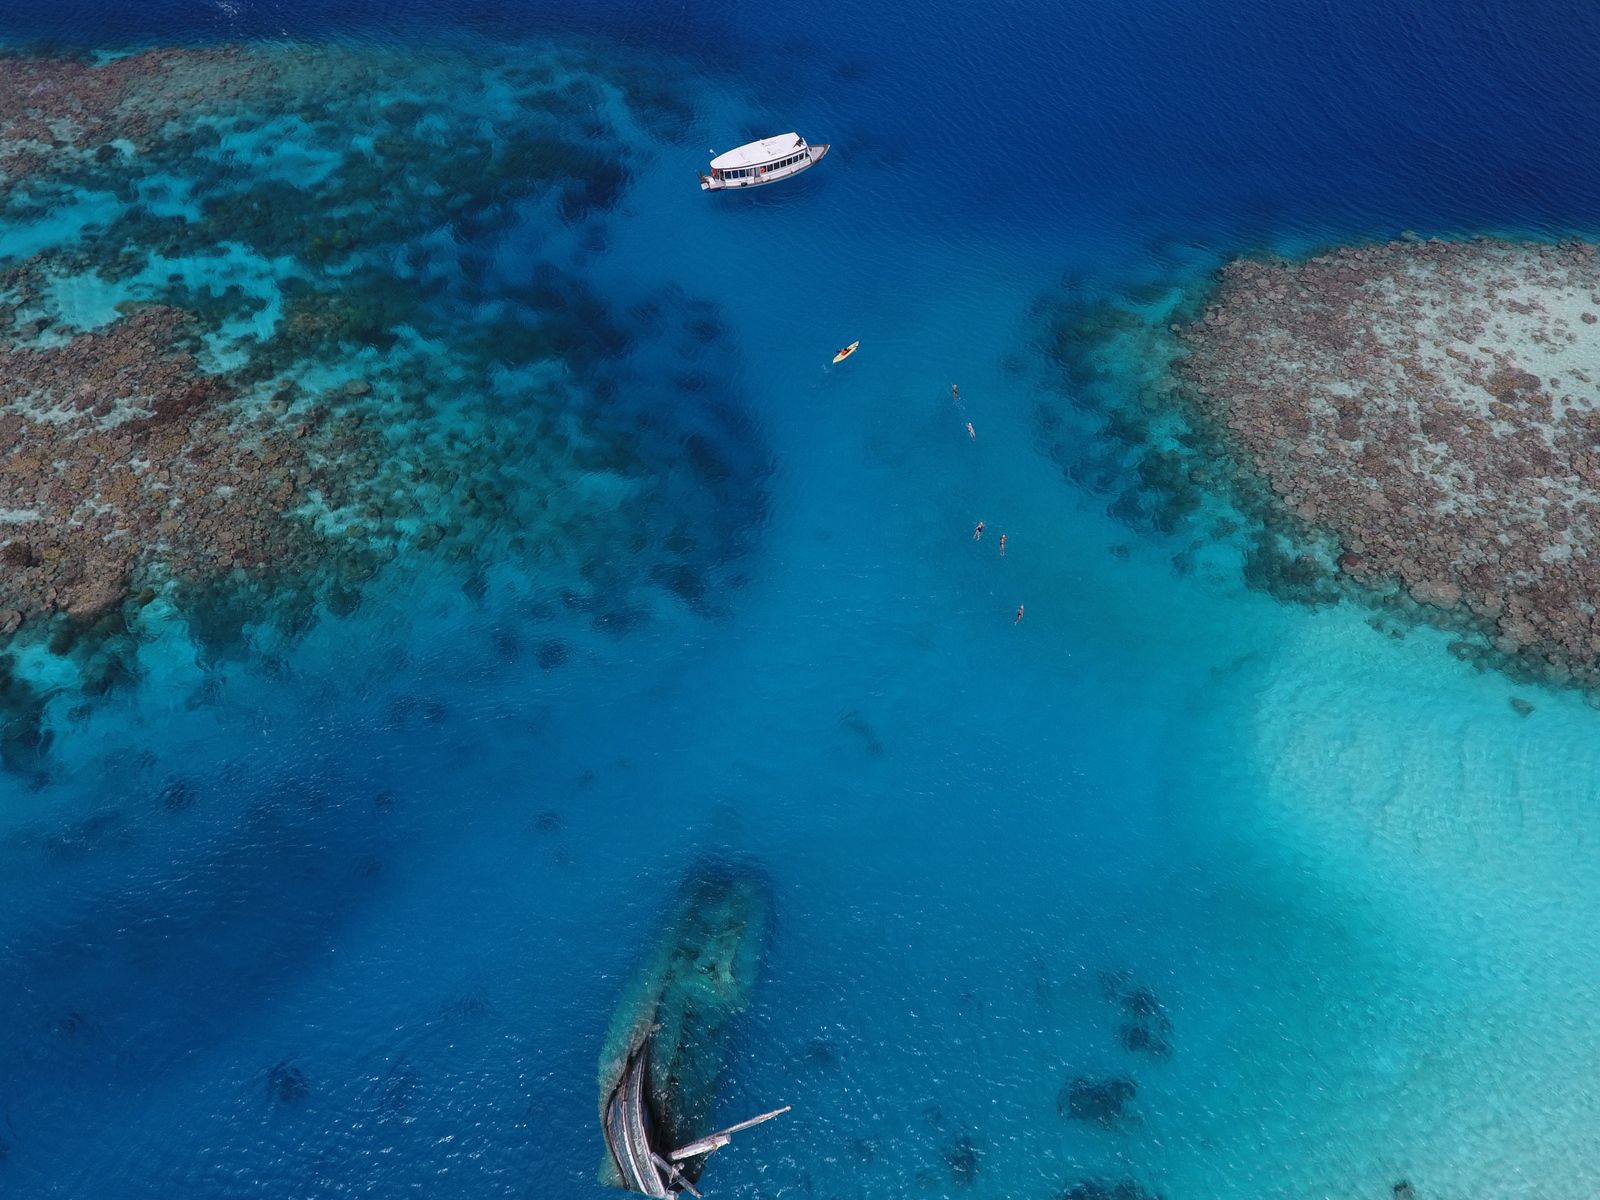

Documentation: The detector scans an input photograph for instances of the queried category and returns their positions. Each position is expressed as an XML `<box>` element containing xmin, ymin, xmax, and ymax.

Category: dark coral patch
<box><xmin>267</xmin><ymin>1060</ymin><xmax>309</xmax><ymax>1105</ymax></box>
<box><xmin>43</xmin><ymin>809</ymin><xmax>133</xmax><ymax>865</ymax></box>
<box><xmin>1060</xmin><ymin>1077</ymin><xmax>1137</xmax><ymax>1127</ymax></box>
<box><xmin>1062</xmin><ymin>1180</ymin><xmax>1163</xmax><ymax>1200</ymax></box>
<box><xmin>1102</xmin><ymin>972</ymin><xmax>1174</xmax><ymax>1059</ymax></box>
<box><xmin>943</xmin><ymin>1131</ymin><xmax>982</xmax><ymax>1187</ymax></box>
<box><xmin>159</xmin><ymin>779</ymin><xmax>198</xmax><ymax>812</ymax></box>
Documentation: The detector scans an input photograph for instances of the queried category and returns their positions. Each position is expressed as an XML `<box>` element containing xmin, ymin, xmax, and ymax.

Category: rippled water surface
<box><xmin>3</xmin><ymin>0</ymin><xmax>1600</xmax><ymax>1197</ymax></box>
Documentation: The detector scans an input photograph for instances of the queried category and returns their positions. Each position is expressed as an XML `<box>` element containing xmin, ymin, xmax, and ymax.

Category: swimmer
<box><xmin>966</xmin><ymin>421</ymin><xmax>976</xmax><ymax>441</ymax></box>
<box><xmin>951</xmin><ymin>384</ymin><xmax>960</xmax><ymax>403</ymax></box>
<box><xmin>973</xmin><ymin>521</ymin><xmax>984</xmax><ymax>540</ymax></box>
<box><xmin>1014</xmin><ymin>603</ymin><xmax>1024</xmax><ymax>625</ymax></box>
<box><xmin>998</xmin><ymin>533</ymin><xmax>1007</xmax><ymax>556</ymax></box>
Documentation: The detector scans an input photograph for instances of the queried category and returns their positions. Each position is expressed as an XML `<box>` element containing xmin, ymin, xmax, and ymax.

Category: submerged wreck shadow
<box><xmin>596</xmin><ymin>861</ymin><xmax>787</xmax><ymax>1196</ymax></box>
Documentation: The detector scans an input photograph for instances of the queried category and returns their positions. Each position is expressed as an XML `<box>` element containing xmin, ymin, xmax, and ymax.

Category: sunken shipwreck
<box><xmin>597</xmin><ymin>862</ymin><xmax>786</xmax><ymax>1197</ymax></box>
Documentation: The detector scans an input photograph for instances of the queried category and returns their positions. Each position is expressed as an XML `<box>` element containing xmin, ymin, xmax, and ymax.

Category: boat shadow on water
<box><xmin>596</xmin><ymin>860</ymin><xmax>787</xmax><ymax>1196</ymax></box>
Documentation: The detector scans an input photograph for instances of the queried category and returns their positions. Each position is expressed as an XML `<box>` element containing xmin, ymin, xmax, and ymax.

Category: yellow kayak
<box><xmin>832</xmin><ymin>340</ymin><xmax>860</xmax><ymax>364</ymax></box>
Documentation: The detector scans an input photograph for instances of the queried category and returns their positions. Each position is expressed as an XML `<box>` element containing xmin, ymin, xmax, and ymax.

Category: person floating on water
<box><xmin>951</xmin><ymin>384</ymin><xmax>960</xmax><ymax>404</ymax></box>
<box><xmin>998</xmin><ymin>533</ymin><xmax>1007</xmax><ymax>556</ymax></box>
<box><xmin>966</xmin><ymin>422</ymin><xmax>976</xmax><ymax>441</ymax></box>
<box><xmin>1014</xmin><ymin>603</ymin><xmax>1024</xmax><ymax>625</ymax></box>
<box><xmin>973</xmin><ymin>520</ymin><xmax>984</xmax><ymax>540</ymax></box>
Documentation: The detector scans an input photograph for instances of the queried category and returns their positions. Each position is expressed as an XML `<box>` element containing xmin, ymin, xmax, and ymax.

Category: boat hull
<box><xmin>604</xmin><ymin>1049</ymin><xmax>673</xmax><ymax>1197</ymax></box>
<box><xmin>700</xmin><ymin>143</ymin><xmax>829</xmax><ymax>191</ymax></box>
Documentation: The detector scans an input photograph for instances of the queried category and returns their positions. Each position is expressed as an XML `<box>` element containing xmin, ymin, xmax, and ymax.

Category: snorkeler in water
<box><xmin>973</xmin><ymin>520</ymin><xmax>984</xmax><ymax>540</ymax></box>
<box><xmin>1014</xmin><ymin>603</ymin><xmax>1024</xmax><ymax>625</ymax></box>
<box><xmin>966</xmin><ymin>421</ymin><xmax>976</xmax><ymax>441</ymax></box>
<box><xmin>998</xmin><ymin>533</ymin><xmax>1007</xmax><ymax>556</ymax></box>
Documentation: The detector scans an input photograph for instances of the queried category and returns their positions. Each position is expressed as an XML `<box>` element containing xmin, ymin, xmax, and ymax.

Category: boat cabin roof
<box><xmin>710</xmin><ymin>133</ymin><xmax>806</xmax><ymax>170</ymax></box>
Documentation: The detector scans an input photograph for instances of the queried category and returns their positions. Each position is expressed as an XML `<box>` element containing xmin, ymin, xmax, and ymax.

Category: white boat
<box><xmin>700</xmin><ymin>133</ymin><xmax>829</xmax><ymax>192</ymax></box>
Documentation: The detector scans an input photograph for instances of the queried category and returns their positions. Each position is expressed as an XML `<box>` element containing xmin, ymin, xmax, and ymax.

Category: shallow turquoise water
<box><xmin>4</xmin><ymin>4</ymin><xmax>1600</xmax><ymax>1199</ymax></box>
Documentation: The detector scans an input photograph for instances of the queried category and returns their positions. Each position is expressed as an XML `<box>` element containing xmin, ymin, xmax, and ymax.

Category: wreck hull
<box><xmin>597</xmin><ymin>864</ymin><xmax>773</xmax><ymax>1192</ymax></box>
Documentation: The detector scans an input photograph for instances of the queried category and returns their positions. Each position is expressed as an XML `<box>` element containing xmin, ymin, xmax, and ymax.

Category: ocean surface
<box><xmin>3</xmin><ymin>1</ymin><xmax>1600</xmax><ymax>1198</ymax></box>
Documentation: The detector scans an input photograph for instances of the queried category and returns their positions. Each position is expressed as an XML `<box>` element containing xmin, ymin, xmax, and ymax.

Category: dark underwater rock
<box><xmin>490</xmin><ymin>625</ymin><xmax>520</xmax><ymax>662</ymax></box>
<box><xmin>1121</xmin><ymin>986</ymin><xmax>1162</xmax><ymax>1019</ymax></box>
<box><xmin>43</xmin><ymin>809</ymin><xmax>133</xmax><ymax>865</ymax></box>
<box><xmin>1101</xmin><ymin>972</ymin><xmax>1174</xmax><ymax>1058</ymax></box>
<box><xmin>384</xmin><ymin>694</ymin><xmax>449</xmax><ymax>729</ymax></box>
<box><xmin>184</xmin><ymin>673</ymin><xmax>226</xmax><ymax>711</ymax></box>
<box><xmin>1062</xmin><ymin>1180</ymin><xmax>1162</xmax><ymax>1200</ymax></box>
<box><xmin>0</xmin><ymin>654</ymin><xmax>51</xmax><ymax>773</ymax></box>
<box><xmin>944</xmin><ymin>1131</ymin><xmax>982</xmax><ymax>1187</ymax></box>
<box><xmin>801</xmin><ymin>1037</ymin><xmax>839</xmax><ymax>1072</ymax></box>
<box><xmin>445</xmin><ymin>989</ymin><xmax>495</xmax><ymax>1020</ymax></box>
<box><xmin>159</xmin><ymin>778</ymin><xmax>198</xmax><ymax>812</ymax></box>
<box><xmin>1061</xmin><ymin>1077</ymin><xmax>1137</xmax><ymax>1127</ymax></box>
<box><xmin>381</xmin><ymin>1057</ymin><xmax>423</xmax><ymax>1116</ymax></box>
<box><xmin>840</xmin><ymin>709</ymin><xmax>885</xmax><ymax>756</ymax></box>
<box><xmin>1117</xmin><ymin>1022</ymin><xmax>1171</xmax><ymax>1058</ymax></box>
<box><xmin>79</xmin><ymin>643</ymin><xmax>139</xmax><ymax>697</ymax></box>
<box><xmin>592</xmin><ymin>606</ymin><xmax>646</xmax><ymax>636</ymax></box>
<box><xmin>267</xmin><ymin>1061</ymin><xmax>309</xmax><ymax>1105</ymax></box>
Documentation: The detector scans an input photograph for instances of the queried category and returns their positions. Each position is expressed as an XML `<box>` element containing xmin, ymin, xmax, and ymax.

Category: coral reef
<box><xmin>1031</xmin><ymin>237</ymin><xmax>1600</xmax><ymax>687</ymax></box>
<box><xmin>0</xmin><ymin>295</ymin><xmax>364</xmax><ymax>627</ymax></box>
<box><xmin>1179</xmin><ymin>238</ymin><xmax>1600</xmax><ymax>685</ymax></box>
<box><xmin>0</xmin><ymin>49</ymin><xmax>184</xmax><ymax>186</ymax></box>
<box><xmin>0</xmin><ymin>39</ymin><xmax>768</xmax><ymax>761</ymax></box>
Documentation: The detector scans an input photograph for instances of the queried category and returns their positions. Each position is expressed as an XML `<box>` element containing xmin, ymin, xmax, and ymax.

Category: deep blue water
<box><xmin>4</xmin><ymin>1</ymin><xmax>1600</xmax><ymax>1198</ymax></box>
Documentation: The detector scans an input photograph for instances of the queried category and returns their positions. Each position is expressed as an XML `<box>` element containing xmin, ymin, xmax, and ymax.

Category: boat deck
<box><xmin>700</xmin><ymin>141</ymin><xmax>828</xmax><ymax>191</ymax></box>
